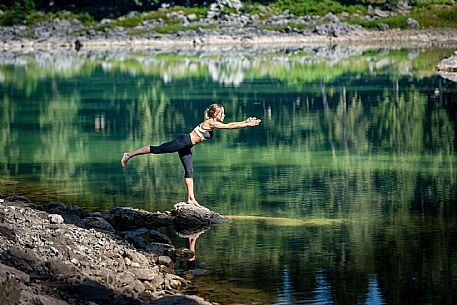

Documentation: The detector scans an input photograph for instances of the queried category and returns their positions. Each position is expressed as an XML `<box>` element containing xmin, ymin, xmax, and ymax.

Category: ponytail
<box><xmin>203</xmin><ymin>108</ymin><xmax>210</xmax><ymax>120</ymax></box>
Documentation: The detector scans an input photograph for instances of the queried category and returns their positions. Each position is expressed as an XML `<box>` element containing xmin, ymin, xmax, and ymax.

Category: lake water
<box><xmin>1</xmin><ymin>45</ymin><xmax>456</xmax><ymax>304</ymax></box>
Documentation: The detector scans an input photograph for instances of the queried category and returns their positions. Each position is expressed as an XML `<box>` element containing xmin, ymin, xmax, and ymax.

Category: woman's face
<box><xmin>215</xmin><ymin>107</ymin><xmax>225</xmax><ymax>122</ymax></box>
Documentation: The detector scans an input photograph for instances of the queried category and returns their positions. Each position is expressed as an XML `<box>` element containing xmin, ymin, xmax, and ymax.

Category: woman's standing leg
<box><xmin>178</xmin><ymin>147</ymin><xmax>203</xmax><ymax>207</ymax></box>
<box><xmin>184</xmin><ymin>178</ymin><xmax>202</xmax><ymax>207</ymax></box>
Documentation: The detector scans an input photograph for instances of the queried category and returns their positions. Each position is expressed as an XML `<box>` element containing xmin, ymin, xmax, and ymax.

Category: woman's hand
<box><xmin>246</xmin><ymin>117</ymin><xmax>261</xmax><ymax>126</ymax></box>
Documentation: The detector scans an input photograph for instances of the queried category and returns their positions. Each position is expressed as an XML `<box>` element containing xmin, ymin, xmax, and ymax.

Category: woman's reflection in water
<box><xmin>176</xmin><ymin>228</ymin><xmax>208</xmax><ymax>274</ymax></box>
<box><xmin>186</xmin><ymin>232</ymin><xmax>200</xmax><ymax>270</ymax></box>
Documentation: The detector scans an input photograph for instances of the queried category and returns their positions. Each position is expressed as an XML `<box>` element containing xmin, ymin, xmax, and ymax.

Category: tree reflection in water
<box><xmin>0</xmin><ymin>45</ymin><xmax>456</xmax><ymax>305</ymax></box>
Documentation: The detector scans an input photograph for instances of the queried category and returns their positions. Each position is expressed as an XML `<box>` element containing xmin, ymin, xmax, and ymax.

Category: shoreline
<box><xmin>0</xmin><ymin>195</ymin><xmax>220</xmax><ymax>305</ymax></box>
<box><xmin>2</xmin><ymin>28</ymin><xmax>457</xmax><ymax>51</ymax></box>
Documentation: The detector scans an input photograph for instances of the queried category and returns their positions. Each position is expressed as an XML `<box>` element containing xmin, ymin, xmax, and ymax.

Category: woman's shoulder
<box><xmin>201</xmin><ymin>120</ymin><xmax>218</xmax><ymax>130</ymax></box>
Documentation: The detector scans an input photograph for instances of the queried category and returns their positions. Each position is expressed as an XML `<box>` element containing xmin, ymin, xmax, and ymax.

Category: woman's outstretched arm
<box><xmin>210</xmin><ymin>117</ymin><xmax>261</xmax><ymax>129</ymax></box>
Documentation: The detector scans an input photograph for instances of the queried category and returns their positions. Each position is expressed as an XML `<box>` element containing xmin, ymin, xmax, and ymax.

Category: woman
<box><xmin>121</xmin><ymin>103</ymin><xmax>261</xmax><ymax>207</ymax></box>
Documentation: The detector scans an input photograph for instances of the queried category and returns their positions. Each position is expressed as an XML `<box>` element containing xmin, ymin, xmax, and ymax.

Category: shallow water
<box><xmin>1</xmin><ymin>45</ymin><xmax>456</xmax><ymax>304</ymax></box>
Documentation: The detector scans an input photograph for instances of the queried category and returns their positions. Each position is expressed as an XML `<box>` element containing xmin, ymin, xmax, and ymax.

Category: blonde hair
<box><xmin>204</xmin><ymin>103</ymin><xmax>223</xmax><ymax>120</ymax></box>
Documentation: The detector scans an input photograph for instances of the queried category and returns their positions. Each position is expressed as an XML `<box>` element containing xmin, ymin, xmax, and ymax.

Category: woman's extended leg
<box><xmin>121</xmin><ymin>146</ymin><xmax>150</xmax><ymax>168</ymax></box>
<box><xmin>122</xmin><ymin>134</ymin><xmax>189</xmax><ymax>168</ymax></box>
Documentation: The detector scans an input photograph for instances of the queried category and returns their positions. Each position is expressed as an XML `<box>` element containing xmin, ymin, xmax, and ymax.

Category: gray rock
<box><xmin>0</xmin><ymin>223</ymin><xmax>17</xmax><ymax>242</ymax></box>
<box><xmin>0</xmin><ymin>274</ymin><xmax>22</xmax><ymax>305</ymax></box>
<box><xmin>0</xmin><ymin>263</ymin><xmax>29</xmax><ymax>304</ymax></box>
<box><xmin>48</xmin><ymin>213</ymin><xmax>65</xmax><ymax>224</ymax></box>
<box><xmin>171</xmin><ymin>202</ymin><xmax>225</xmax><ymax>232</ymax></box>
<box><xmin>325</xmin><ymin>13</ymin><xmax>340</xmax><ymax>23</ymax></box>
<box><xmin>80</xmin><ymin>216</ymin><xmax>115</xmax><ymax>232</ymax></box>
<box><xmin>374</xmin><ymin>9</ymin><xmax>391</xmax><ymax>18</ymax></box>
<box><xmin>377</xmin><ymin>23</ymin><xmax>390</xmax><ymax>31</ymax></box>
<box><xmin>406</xmin><ymin>17</ymin><xmax>420</xmax><ymax>29</ymax></box>
<box><xmin>146</xmin><ymin>242</ymin><xmax>176</xmax><ymax>256</ymax></box>
<box><xmin>4</xmin><ymin>195</ymin><xmax>33</xmax><ymax>205</ymax></box>
<box><xmin>187</xmin><ymin>13</ymin><xmax>198</xmax><ymax>21</ymax></box>
<box><xmin>4</xmin><ymin>247</ymin><xmax>43</xmax><ymax>270</ymax></box>
<box><xmin>149</xmin><ymin>229</ymin><xmax>173</xmax><ymax>244</ymax></box>
<box><xmin>123</xmin><ymin>279</ymin><xmax>146</xmax><ymax>294</ymax></box>
<box><xmin>41</xmin><ymin>202</ymin><xmax>87</xmax><ymax>224</ymax></box>
<box><xmin>109</xmin><ymin>207</ymin><xmax>173</xmax><ymax>229</ymax></box>
<box><xmin>157</xmin><ymin>256</ymin><xmax>173</xmax><ymax>267</ymax></box>
<box><xmin>0</xmin><ymin>262</ymin><xmax>31</xmax><ymax>282</ymax></box>
<box><xmin>151</xmin><ymin>295</ymin><xmax>213</xmax><ymax>305</ymax></box>
<box><xmin>132</xmin><ymin>268</ymin><xmax>158</xmax><ymax>281</ymax></box>
<box><xmin>27</xmin><ymin>294</ymin><xmax>70</xmax><ymax>305</ymax></box>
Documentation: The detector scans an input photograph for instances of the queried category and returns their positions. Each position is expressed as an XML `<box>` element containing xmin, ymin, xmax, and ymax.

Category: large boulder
<box><xmin>170</xmin><ymin>202</ymin><xmax>225</xmax><ymax>232</ymax></box>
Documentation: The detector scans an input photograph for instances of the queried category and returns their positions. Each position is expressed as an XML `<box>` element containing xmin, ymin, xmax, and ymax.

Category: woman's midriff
<box><xmin>189</xmin><ymin>131</ymin><xmax>204</xmax><ymax>145</ymax></box>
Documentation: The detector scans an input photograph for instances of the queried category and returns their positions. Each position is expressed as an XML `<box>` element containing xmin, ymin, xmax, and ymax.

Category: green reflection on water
<box><xmin>1</xmin><ymin>45</ymin><xmax>457</xmax><ymax>304</ymax></box>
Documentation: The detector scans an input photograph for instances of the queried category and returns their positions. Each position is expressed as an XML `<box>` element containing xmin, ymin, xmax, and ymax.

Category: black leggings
<box><xmin>150</xmin><ymin>134</ymin><xmax>194</xmax><ymax>178</ymax></box>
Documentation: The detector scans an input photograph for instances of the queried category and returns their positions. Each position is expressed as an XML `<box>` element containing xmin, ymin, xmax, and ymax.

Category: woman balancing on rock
<box><xmin>121</xmin><ymin>103</ymin><xmax>261</xmax><ymax>207</ymax></box>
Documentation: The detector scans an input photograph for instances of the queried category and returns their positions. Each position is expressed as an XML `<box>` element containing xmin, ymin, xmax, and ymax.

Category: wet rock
<box><xmin>149</xmin><ymin>229</ymin><xmax>173</xmax><ymax>244</ymax></box>
<box><xmin>41</xmin><ymin>202</ymin><xmax>87</xmax><ymax>225</ymax></box>
<box><xmin>109</xmin><ymin>207</ymin><xmax>173</xmax><ymax>229</ymax></box>
<box><xmin>2</xmin><ymin>195</ymin><xmax>35</xmax><ymax>207</ymax></box>
<box><xmin>146</xmin><ymin>242</ymin><xmax>176</xmax><ymax>256</ymax></box>
<box><xmin>122</xmin><ymin>231</ymin><xmax>149</xmax><ymax>250</ymax></box>
<box><xmin>151</xmin><ymin>295</ymin><xmax>213</xmax><ymax>305</ymax></box>
<box><xmin>5</xmin><ymin>195</ymin><xmax>32</xmax><ymax>203</ymax></box>
<box><xmin>171</xmin><ymin>202</ymin><xmax>225</xmax><ymax>232</ymax></box>
<box><xmin>80</xmin><ymin>216</ymin><xmax>115</xmax><ymax>232</ymax></box>
<box><xmin>165</xmin><ymin>247</ymin><xmax>195</xmax><ymax>261</ymax></box>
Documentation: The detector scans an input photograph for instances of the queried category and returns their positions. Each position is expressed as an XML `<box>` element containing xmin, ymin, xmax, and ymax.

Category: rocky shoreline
<box><xmin>2</xmin><ymin>0</ymin><xmax>457</xmax><ymax>51</ymax></box>
<box><xmin>0</xmin><ymin>195</ymin><xmax>224</xmax><ymax>305</ymax></box>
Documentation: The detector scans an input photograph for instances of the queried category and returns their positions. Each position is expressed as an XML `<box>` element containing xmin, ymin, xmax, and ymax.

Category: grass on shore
<box><xmin>1</xmin><ymin>1</ymin><xmax>457</xmax><ymax>33</ymax></box>
<box><xmin>348</xmin><ymin>3</ymin><xmax>457</xmax><ymax>29</ymax></box>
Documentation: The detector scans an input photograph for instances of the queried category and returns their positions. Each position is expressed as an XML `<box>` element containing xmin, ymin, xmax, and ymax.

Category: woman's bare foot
<box><xmin>187</xmin><ymin>199</ymin><xmax>204</xmax><ymax>208</ymax></box>
<box><xmin>121</xmin><ymin>153</ymin><xmax>130</xmax><ymax>168</ymax></box>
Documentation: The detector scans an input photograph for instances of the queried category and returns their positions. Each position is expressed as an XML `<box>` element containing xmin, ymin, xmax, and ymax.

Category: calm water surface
<box><xmin>1</xmin><ymin>45</ymin><xmax>456</xmax><ymax>304</ymax></box>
